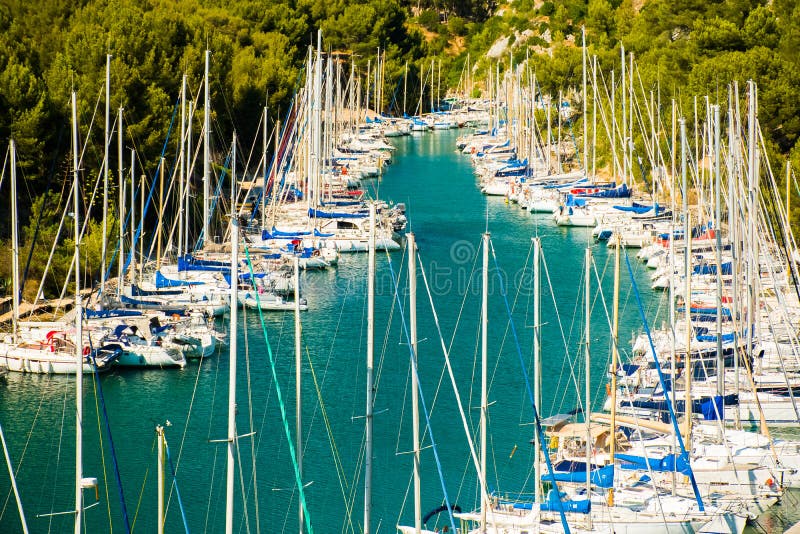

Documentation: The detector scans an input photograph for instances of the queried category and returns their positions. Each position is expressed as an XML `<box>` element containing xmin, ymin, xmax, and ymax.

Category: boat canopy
<box><xmin>156</xmin><ymin>271</ymin><xmax>203</xmax><ymax>289</ymax></box>
<box><xmin>308</xmin><ymin>208</ymin><xmax>368</xmax><ymax>219</ymax></box>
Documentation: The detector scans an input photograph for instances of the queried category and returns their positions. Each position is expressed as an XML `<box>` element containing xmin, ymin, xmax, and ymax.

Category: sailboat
<box><xmin>0</xmin><ymin>133</ymin><xmax>119</xmax><ymax>374</ymax></box>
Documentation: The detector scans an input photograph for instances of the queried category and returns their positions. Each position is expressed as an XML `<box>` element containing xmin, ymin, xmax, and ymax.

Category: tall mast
<box><xmin>582</xmin><ymin>27</ymin><xmax>588</xmax><ymax>175</ymax></box>
<box><xmin>403</xmin><ymin>61</ymin><xmax>408</xmax><ymax>116</ymax></box>
<box><xmin>681</xmin><ymin>118</ymin><xmax>693</xmax><ymax>447</ymax></box>
<box><xmin>0</xmin><ymin>422</ymin><xmax>28</xmax><ymax>533</ymax></box>
<box><xmin>262</xmin><ymin>103</ymin><xmax>268</xmax><ymax>231</ymax></box>
<box><xmin>584</xmin><ymin>246</ymin><xmax>592</xmax><ymax>527</ymax></box>
<box><xmin>130</xmin><ymin>150</ymin><xmax>136</xmax><ymax>280</ymax></box>
<box><xmin>101</xmin><ymin>54</ymin><xmax>111</xmax><ymax>296</ymax></box>
<box><xmin>430</xmin><ymin>59</ymin><xmax>434</xmax><ymax>113</ymax></box>
<box><xmin>608</xmin><ymin>233</ymin><xmax>621</xmax><ymax>506</ymax></box>
<box><xmin>714</xmin><ymin>104</ymin><xmax>724</xmax><ymax>399</ymax></box>
<box><xmin>156</xmin><ymin>158</ymin><xmax>164</xmax><ymax>270</ymax></box>
<box><xmin>157</xmin><ymin>424</ymin><xmax>164</xmax><ymax>534</ymax></box>
<box><xmin>364</xmin><ymin>204</ymin><xmax>376</xmax><ymax>534</ymax></box>
<box><xmin>533</xmin><ymin>237</ymin><xmax>541</xmax><ymax>504</ymax></box>
<box><xmin>408</xmin><ymin>232</ymin><xmax>421</xmax><ymax>534</ymax></box>
<box><xmin>225</xmin><ymin>134</ymin><xmax>238</xmax><ymax>534</ymax></box>
<box><xmin>480</xmin><ymin>232</ymin><xmax>489</xmax><ymax>531</ymax></box>
<box><xmin>117</xmin><ymin>106</ymin><xmax>124</xmax><ymax>297</ymax></box>
<box><xmin>178</xmin><ymin>74</ymin><xmax>186</xmax><ymax>259</ymax></box>
<box><xmin>203</xmin><ymin>49</ymin><xmax>211</xmax><ymax>248</ymax></box>
<box><xmin>186</xmin><ymin>101</ymin><xmax>193</xmax><ymax>256</ymax></box>
<box><xmin>294</xmin><ymin>253</ymin><xmax>304</xmax><ymax>534</ymax></box>
<box><xmin>10</xmin><ymin>140</ymin><xmax>19</xmax><ymax>341</ymax></box>
<box><xmin>71</xmin><ymin>90</ymin><xmax>84</xmax><ymax>534</ymax></box>
<box><xmin>621</xmin><ymin>45</ymin><xmax>626</xmax><ymax>184</ymax></box>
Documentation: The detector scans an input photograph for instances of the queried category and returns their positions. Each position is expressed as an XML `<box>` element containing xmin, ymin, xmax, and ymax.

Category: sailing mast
<box><xmin>178</xmin><ymin>74</ymin><xmax>186</xmax><ymax>260</ymax></box>
<box><xmin>117</xmin><ymin>106</ymin><xmax>124</xmax><ymax>297</ymax></box>
<box><xmin>101</xmin><ymin>54</ymin><xmax>110</xmax><ymax>297</ymax></box>
<box><xmin>408</xmin><ymin>232</ymin><xmax>421</xmax><ymax>534</ymax></box>
<box><xmin>479</xmin><ymin>232</ymin><xmax>489</xmax><ymax>531</ymax></box>
<box><xmin>262</xmin><ymin>102</ymin><xmax>268</xmax><ymax>231</ymax></box>
<box><xmin>294</xmin><ymin>252</ymin><xmax>304</xmax><ymax>534</ymax></box>
<box><xmin>203</xmin><ymin>49</ymin><xmax>211</xmax><ymax>248</ymax></box>
<box><xmin>533</xmin><ymin>236</ymin><xmax>541</xmax><ymax>504</ymax></box>
<box><xmin>608</xmin><ymin>233</ymin><xmax>621</xmax><ymax>506</ymax></box>
<box><xmin>10</xmin><ymin>140</ymin><xmax>19</xmax><ymax>342</ymax></box>
<box><xmin>364</xmin><ymin>204</ymin><xmax>376</xmax><ymax>534</ymax></box>
<box><xmin>714</xmin><ymin>104</ymin><xmax>724</xmax><ymax>401</ymax></box>
<box><xmin>584</xmin><ymin>246</ymin><xmax>592</xmax><ymax>529</ymax></box>
<box><xmin>71</xmin><ymin>90</ymin><xmax>84</xmax><ymax>534</ymax></box>
<box><xmin>681</xmin><ymin>118</ymin><xmax>693</xmax><ymax>447</ymax></box>
<box><xmin>582</xmin><ymin>27</ymin><xmax>588</xmax><ymax>175</ymax></box>
<box><xmin>0</xmin><ymin>421</ymin><xmax>28</xmax><ymax>533</ymax></box>
<box><xmin>225</xmin><ymin>134</ymin><xmax>238</xmax><ymax>534</ymax></box>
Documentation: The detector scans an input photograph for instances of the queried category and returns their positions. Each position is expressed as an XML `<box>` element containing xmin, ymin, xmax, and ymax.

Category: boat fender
<box><xmin>83</xmin><ymin>346</ymin><xmax>91</xmax><ymax>356</ymax></box>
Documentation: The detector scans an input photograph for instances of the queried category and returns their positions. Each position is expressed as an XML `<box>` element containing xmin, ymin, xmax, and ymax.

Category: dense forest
<box><xmin>1</xmin><ymin>0</ymin><xmax>799</xmax><ymax>297</ymax></box>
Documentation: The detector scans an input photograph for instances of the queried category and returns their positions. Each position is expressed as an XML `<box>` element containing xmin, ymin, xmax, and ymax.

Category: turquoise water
<box><xmin>0</xmin><ymin>129</ymin><xmax>689</xmax><ymax>533</ymax></box>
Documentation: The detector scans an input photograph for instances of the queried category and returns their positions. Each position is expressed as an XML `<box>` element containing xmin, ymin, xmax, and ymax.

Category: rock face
<box><xmin>486</xmin><ymin>35</ymin><xmax>510</xmax><ymax>58</ymax></box>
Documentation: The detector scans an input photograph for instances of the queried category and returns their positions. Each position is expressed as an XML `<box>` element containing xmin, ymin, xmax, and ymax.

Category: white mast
<box><xmin>714</xmin><ymin>104</ymin><xmax>724</xmax><ymax>399</ymax></box>
<box><xmin>10</xmin><ymin>140</ymin><xmax>19</xmax><ymax>341</ymax></box>
<box><xmin>681</xmin><ymin>118</ymin><xmax>693</xmax><ymax>447</ymax></box>
<box><xmin>364</xmin><ymin>204</ymin><xmax>376</xmax><ymax>534</ymax></box>
<box><xmin>186</xmin><ymin>101</ymin><xmax>193</xmax><ymax>255</ymax></box>
<box><xmin>408</xmin><ymin>232</ymin><xmax>421</xmax><ymax>534</ymax></box>
<box><xmin>71</xmin><ymin>90</ymin><xmax>84</xmax><ymax>534</ymax></box>
<box><xmin>621</xmin><ymin>44</ymin><xmax>626</xmax><ymax>184</ymax></box>
<box><xmin>203</xmin><ymin>50</ymin><xmax>211</xmax><ymax>248</ymax></box>
<box><xmin>584</xmin><ymin>246</ymin><xmax>592</xmax><ymax>528</ymax></box>
<box><xmin>582</xmin><ymin>26</ymin><xmax>588</xmax><ymax>175</ymax></box>
<box><xmin>0</xmin><ymin>422</ymin><xmax>28</xmax><ymax>533</ymax></box>
<box><xmin>178</xmin><ymin>74</ymin><xmax>186</xmax><ymax>259</ymax></box>
<box><xmin>117</xmin><ymin>106</ymin><xmax>124</xmax><ymax>297</ymax></box>
<box><xmin>101</xmin><ymin>54</ymin><xmax>110</xmax><ymax>297</ymax></box>
<box><xmin>480</xmin><ymin>232</ymin><xmax>489</xmax><ymax>531</ymax></box>
<box><xmin>533</xmin><ymin>236</ymin><xmax>541</xmax><ymax>504</ymax></box>
<box><xmin>225</xmin><ymin>134</ymin><xmax>238</xmax><ymax>534</ymax></box>
<box><xmin>129</xmin><ymin>149</ymin><xmax>136</xmax><ymax>280</ymax></box>
<box><xmin>157</xmin><ymin>424</ymin><xmax>165</xmax><ymax>534</ymax></box>
<box><xmin>403</xmin><ymin>61</ymin><xmax>408</xmax><ymax>116</ymax></box>
<box><xmin>608</xmin><ymin>233</ymin><xmax>621</xmax><ymax>506</ymax></box>
<box><xmin>294</xmin><ymin>253</ymin><xmax>304</xmax><ymax>534</ymax></box>
<box><xmin>262</xmin><ymin>103</ymin><xmax>268</xmax><ymax>231</ymax></box>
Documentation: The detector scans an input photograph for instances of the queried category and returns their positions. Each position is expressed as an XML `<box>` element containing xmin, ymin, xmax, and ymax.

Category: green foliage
<box><xmin>538</xmin><ymin>2</ymin><xmax>555</xmax><ymax>16</ymax></box>
<box><xmin>418</xmin><ymin>9</ymin><xmax>440</xmax><ymax>31</ymax></box>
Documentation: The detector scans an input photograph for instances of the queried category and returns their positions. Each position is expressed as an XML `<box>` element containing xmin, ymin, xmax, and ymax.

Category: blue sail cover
<box><xmin>617</xmin><ymin>453</ymin><xmax>692</xmax><ymax>476</ymax></box>
<box><xmin>701</xmin><ymin>395</ymin><xmax>725</xmax><ymax>421</ymax></box>
<box><xmin>580</xmin><ymin>183</ymin><xmax>631</xmax><ymax>198</ymax></box>
<box><xmin>178</xmin><ymin>255</ymin><xmax>230</xmax><ymax>272</ymax></box>
<box><xmin>550</xmin><ymin>464</ymin><xmax>614</xmax><ymax>489</ymax></box>
<box><xmin>313</xmin><ymin>228</ymin><xmax>335</xmax><ymax>237</ymax></box>
<box><xmin>222</xmin><ymin>272</ymin><xmax>266</xmax><ymax>287</ymax></box>
<box><xmin>308</xmin><ymin>208</ymin><xmax>368</xmax><ymax>219</ymax></box>
<box><xmin>130</xmin><ymin>284</ymin><xmax>183</xmax><ymax>297</ymax></box>
<box><xmin>693</xmin><ymin>262</ymin><xmax>733</xmax><ymax>275</ymax></box>
<box><xmin>84</xmin><ymin>308</ymin><xmax>143</xmax><ymax>319</ymax></box>
<box><xmin>272</xmin><ymin>227</ymin><xmax>312</xmax><ymax>237</ymax></box>
<box><xmin>613</xmin><ymin>201</ymin><xmax>666</xmax><ymax>214</ymax></box>
<box><xmin>156</xmin><ymin>271</ymin><xmax>203</xmax><ymax>289</ymax></box>
<box><xmin>538</xmin><ymin>490</ymin><xmax>591</xmax><ymax>514</ymax></box>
